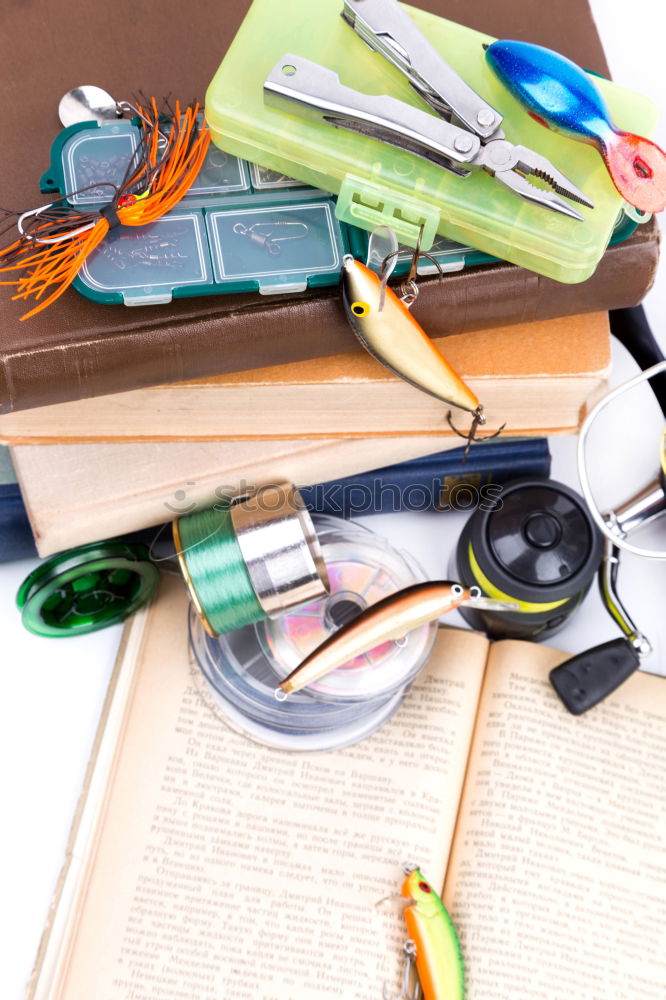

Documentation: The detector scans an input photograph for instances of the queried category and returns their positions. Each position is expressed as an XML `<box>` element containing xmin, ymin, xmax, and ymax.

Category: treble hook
<box><xmin>378</xmin><ymin>224</ymin><xmax>446</xmax><ymax>312</ymax></box>
<box><xmin>447</xmin><ymin>406</ymin><xmax>506</xmax><ymax>464</ymax></box>
<box><xmin>383</xmin><ymin>940</ymin><xmax>421</xmax><ymax>1000</ymax></box>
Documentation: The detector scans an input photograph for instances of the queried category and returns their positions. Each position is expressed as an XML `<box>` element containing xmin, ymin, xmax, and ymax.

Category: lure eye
<box><xmin>418</xmin><ymin>881</ymin><xmax>431</xmax><ymax>894</ymax></box>
<box><xmin>350</xmin><ymin>300</ymin><xmax>371</xmax><ymax>318</ymax></box>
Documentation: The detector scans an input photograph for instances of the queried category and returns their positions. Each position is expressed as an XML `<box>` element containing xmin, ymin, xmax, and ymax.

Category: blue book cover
<box><xmin>0</xmin><ymin>446</ymin><xmax>38</xmax><ymax>561</ymax></box>
<box><xmin>298</xmin><ymin>438</ymin><xmax>551</xmax><ymax>518</ymax></box>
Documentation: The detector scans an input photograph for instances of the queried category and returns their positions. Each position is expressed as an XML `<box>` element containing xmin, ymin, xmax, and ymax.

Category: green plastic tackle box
<box><xmin>205</xmin><ymin>0</ymin><xmax>658</xmax><ymax>283</ymax></box>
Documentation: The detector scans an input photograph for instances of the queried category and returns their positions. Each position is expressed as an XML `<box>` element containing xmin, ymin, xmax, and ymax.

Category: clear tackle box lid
<box><xmin>41</xmin><ymin>122</ymin><xmax>349</xmax><ymax>304</ymax></box>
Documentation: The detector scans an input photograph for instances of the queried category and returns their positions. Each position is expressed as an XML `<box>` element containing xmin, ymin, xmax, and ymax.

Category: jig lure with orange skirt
<box><xmin>0</xmin><ymin>98</ymin><xmax>210</xmax><ymax>319</ymax></box>
<box><xmin>341</xmin><ymin>256</ymin><xmax>502</xmax><ymax>455</ymax></box>
<box><xmin>386</xmin><ymin>864</ymin><xmax>465</xmax><ymax>1000</ymax></box>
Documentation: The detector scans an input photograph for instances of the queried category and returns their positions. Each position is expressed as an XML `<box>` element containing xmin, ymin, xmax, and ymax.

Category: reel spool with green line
<box><xmin>172</xmin><ymin>482</ymin><xmax>330</xmax><ymax>637</ymax></box>
<box><xmin>17</xmin><ymin>481</ymin><xmax>330</xmax><ymax>639</ymax></box>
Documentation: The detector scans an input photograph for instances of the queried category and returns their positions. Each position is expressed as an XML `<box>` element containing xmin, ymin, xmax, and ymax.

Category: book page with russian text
<box><xmin>445</xmin><ymin>640</ymin><xmax>666</xmax><ymax>999</ymax></box>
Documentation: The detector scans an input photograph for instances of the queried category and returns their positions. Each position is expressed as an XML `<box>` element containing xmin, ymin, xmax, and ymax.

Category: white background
<box><xmin>1</xmin><ymin>2</ymin><xmax>665</xmax><ymax>996</ymax></box>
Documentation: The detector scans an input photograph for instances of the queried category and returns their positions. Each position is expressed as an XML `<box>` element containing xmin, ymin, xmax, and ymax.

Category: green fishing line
<box><xmin>176</xmin><ymin>505</ymin><xmax>264</xmax><ymax>635</ymax></box>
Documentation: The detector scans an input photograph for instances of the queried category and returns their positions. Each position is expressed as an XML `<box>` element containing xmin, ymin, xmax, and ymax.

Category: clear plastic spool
<box><xmin>188</xmin><ymin>515</ymin><xmax>437</xmax><ymax>750</ymax></box>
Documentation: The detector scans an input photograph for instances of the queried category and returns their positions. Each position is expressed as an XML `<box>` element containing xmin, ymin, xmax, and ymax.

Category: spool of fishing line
<box><xmin>173</xmin><ymin>482</ymin><xmax>329</xmax><ymax>637</ymax></box>
<box><xmin>189</xmin><ymin>515</ymin><xmax>437</xmax><ymax>751</ymax></box>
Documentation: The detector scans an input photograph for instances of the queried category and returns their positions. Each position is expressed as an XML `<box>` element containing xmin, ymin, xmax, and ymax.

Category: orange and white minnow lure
<box><xmin>385</xmin><ymin>864</ymin><xmax>465</xmax><ymax>1000</ymax></box>
<box><xmin>276</xmin><ymin>581</ymin><xmax>516</xmax><ymax>697</ymax></box>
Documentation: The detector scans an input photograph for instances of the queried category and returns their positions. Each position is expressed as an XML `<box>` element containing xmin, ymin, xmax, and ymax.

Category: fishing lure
<box><xmin>0</xmin><ymin>97</ymin><xmax>210</xmax><ymax>319</ymax></box>
<box><xmin>485</xmin><ymin>40</ymin><xmax>666</xmax><ymax>214</ymax></box>
<box><xmin>276</xmin><ymin>581</ymin><xmax>516</xmax><ymax>696</ymax></box>
<box><xmin>385</xmin><ymin>864</ymin><xmax>465</xmax><ymax>1000</ymax></box>
<box><xmin>341</xmin><ymin>254</ymin><xmax>501</xmax><ymax>457</ymax></box>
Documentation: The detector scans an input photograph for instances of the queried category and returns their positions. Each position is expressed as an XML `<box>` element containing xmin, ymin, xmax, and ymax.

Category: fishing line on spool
<box><xmin>187</xmin><ymin>515</ymin><xmax>438</xmax><ymax>751</ymax></box>
<box><xmin>174</xmin><ymin>504</ymin><xmax>264</xmax><ymax>635</ymax></box>
<box><xmin>172</xmin><ymin>482</ymin><xmax>330</xmax><ymax>638</ymax></box>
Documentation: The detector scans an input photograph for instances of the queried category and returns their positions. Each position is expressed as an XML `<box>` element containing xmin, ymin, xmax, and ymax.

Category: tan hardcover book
<box><xmin>0</xmin><ymin>314</ymin><xmax>611</xmax><ymax>443</ymax></box>
<box><xmin>26</xmin><ymin>575</ymin><xmax>666</xmax><ymax>999</ymax></box>
<box><xmin>12</xmin><ymin>435</ymin><xmax>461</xmax><ymax>556</ymax></box>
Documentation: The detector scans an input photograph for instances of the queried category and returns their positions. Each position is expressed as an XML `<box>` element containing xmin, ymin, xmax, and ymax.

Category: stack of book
<box><xmin>0</xmin><ymin>0</ymin><xmax>660</xmax><ymax>558</ymax></box>
<box><xmin>3</xmin><ymin>311</ymin><xmax>611</xmax><ymax>554</ymax></box>
<box><xmin>4</xmin><ymin>2</ymin><xmax>666</xmax><ymax>1000</ymax></box>
<box><xmin>0</xmin><ymin>0</ymin><xmax>661</xmax><ymax>562</ymax></box>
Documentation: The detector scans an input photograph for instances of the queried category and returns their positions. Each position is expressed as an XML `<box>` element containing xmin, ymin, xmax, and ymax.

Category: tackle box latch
<box><xmin>336</xmin><ymin>175</ymin><xmax>440</xmax><ymax>250</ymax></box>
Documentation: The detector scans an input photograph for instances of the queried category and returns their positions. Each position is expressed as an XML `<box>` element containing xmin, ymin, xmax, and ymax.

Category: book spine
<box><xmin>0</xmin><ymin>221</ymin><xmax>658</xmax><ymax>414</ymax></box>
<box><xmin>298</xmin><ymin>439</ymin><xmax>551</xmax><ymax>517</ymax></box>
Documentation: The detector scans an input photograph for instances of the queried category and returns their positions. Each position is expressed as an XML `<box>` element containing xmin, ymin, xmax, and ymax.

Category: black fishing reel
<box><xmin>454</xmin><ymin>309</ymin><xmax>666</xmax><ymax>718</ymax></box>
<box><xmin>456</xmin><ymin>306</ymin><xmax>666</xmax><ymax>715</ymax></box>
<box><xmin>453</xmin><ymin>461</ymin><xmax>664</xmax><ymax>715</ymax></box>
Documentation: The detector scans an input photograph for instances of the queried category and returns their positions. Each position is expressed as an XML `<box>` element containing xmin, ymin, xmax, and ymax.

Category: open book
<box><xmin>28</xmin><ymin>576</ymin><xmax>666</xmax><ymax>999</ymax></box>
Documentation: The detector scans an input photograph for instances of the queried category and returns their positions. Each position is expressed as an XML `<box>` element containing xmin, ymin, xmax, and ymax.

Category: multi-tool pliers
<box><xmin>264</xmin><ymin>0</ymin><xmax>594</xmax><ymax>220</ymax></box>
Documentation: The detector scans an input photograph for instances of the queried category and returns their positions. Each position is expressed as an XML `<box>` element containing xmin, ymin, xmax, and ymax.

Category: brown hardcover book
<box><xmin>0</xmin><ymin>313</ymin><xmax>611</xmax><ymax>443</ymax></box>
<box><xmin>0</xmin><ymin>0</ymin><xmax>658</xmax><ymax>415</ymax></box>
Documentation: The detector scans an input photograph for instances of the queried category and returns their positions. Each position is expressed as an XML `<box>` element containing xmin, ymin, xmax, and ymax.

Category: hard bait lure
<box><xmin>385</xmin><ymin>864</ymin><xmax>465</xmax><ymax>1000</ymax></box>
<box><xmin>342</xmin><ymin>256</ymin><xmax>480</xmax><ymax>415</ymax></box>
<box><xmin>341</xmin><ymin>255</ymin><xmax>502</xmax><ymax>456</ymax></box>
<box><xmin>276</xmin><ymin>581</ymin><xmax>515</xmax><ymax>696</ymax></box>
<box><xmin>485</xmin><ymin>39</ymin><xmax>666</xmax><ymax>214</ymax></box>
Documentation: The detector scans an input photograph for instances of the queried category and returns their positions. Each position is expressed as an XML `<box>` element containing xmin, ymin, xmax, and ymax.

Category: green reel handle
<box><xmin>17</xmin><ymin>541</ymin><xmax>160</xmax><ymax>638</ymax></box>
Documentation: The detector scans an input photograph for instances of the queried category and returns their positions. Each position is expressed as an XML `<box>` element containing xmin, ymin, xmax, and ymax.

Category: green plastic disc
<box><xmin>16</xmin><ymin>541</ymin><xmax>160</xmax><ymax>638</ymax></box>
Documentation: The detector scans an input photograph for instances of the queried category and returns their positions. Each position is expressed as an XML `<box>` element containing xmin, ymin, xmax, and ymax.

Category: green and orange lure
<box><xmin>386</xmin><ymin>864</ymin><xmax>465</xmax><ymax>1000</ymax></box>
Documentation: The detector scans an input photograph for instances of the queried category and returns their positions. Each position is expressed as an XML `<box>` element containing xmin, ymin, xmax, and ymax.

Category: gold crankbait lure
<box><xmin>385</xmin><ymin>864</ymin><xmax>465</xmax><ymax>1000</ymax></box>
<box><xmin>342</xmin><ymin>256</ymin><xmax>480</xmax><ymax>416</ymax></box>
<box><xmin>276</xmin><ymin>581</ymin><xmax>516</xmax><ymax>697</ymax></box>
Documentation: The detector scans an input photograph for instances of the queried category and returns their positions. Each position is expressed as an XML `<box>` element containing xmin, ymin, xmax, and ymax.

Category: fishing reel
<box><xmin>550</xmin><ymin>360</ymin><xmax>666</xmax><ymax>713</ymax></box>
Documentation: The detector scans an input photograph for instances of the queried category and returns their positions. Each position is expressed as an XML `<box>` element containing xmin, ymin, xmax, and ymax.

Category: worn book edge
<box><xmin>26</xmin><ymin>605</ymin><xmax>152</xmax><ymax>1000</ymax></box>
